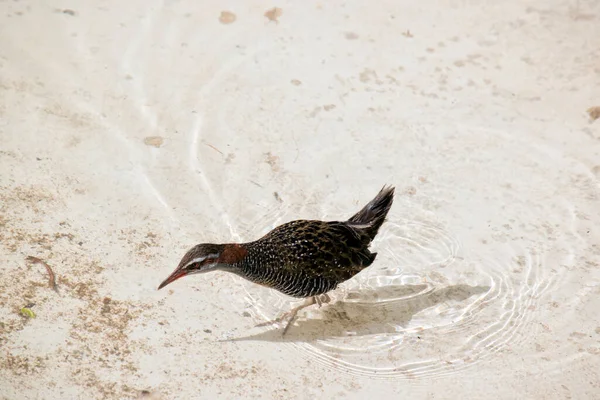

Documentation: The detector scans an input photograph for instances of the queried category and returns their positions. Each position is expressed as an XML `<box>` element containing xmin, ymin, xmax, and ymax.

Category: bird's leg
<box><xmin>280</xmin><ymin>296</ymin><xmax>317</xmax><ymax>336</ymax></box>
<box><xmin>256</xmin><ymin>294</ymin><xmax>333</xmax><ymax>335</ymax></box>
<box><xmin>280</xmin><ymin>294</ymin><xmax>332</xmax><ymax>335</ymax></box>
<box><xmin>256</xmin><ymin>296</ymin><xmax>322</xmax><ymax>334</ymax></box>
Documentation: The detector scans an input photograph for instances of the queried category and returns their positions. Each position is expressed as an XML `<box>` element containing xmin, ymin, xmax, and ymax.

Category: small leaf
<box><xmin>20</xmin><ymin>308</ymin><xmax>36</xmax><ymax>318</ymax></box>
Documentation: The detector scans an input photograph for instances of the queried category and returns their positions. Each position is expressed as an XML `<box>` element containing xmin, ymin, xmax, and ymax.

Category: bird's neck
<box><xmin>216</xmin><ymin>243</ymin><xmax>249</xmax><ymax>268</ymax></box>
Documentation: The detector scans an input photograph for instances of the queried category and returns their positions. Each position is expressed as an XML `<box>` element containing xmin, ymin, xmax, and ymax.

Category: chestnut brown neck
<box><xmin>217</xmin><ymin>243</ymin><xmax>248</xmax><ymax>265</ymax></box>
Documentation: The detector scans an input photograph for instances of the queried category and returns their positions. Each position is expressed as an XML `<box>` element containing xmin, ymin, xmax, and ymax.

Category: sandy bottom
<box><xmin>1</xmin><ymin>1</ymin><xmax>599</xmax><ymax>399</ymax></box>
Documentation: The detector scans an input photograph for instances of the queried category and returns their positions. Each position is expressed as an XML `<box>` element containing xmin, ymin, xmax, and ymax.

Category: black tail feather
<box><xmin>347</xmin><ymin>185</ymin><xmax>395</xmax><ymax>240</ymax></box>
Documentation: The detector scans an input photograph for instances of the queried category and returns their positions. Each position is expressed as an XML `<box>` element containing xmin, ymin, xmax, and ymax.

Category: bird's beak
<box><xmin>157</xmin><ymin>269</ymin><xmax>188</xmax><ymax>290</ymax></box>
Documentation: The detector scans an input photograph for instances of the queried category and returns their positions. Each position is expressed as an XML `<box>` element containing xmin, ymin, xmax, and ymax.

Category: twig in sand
<box><xmin>26</xmin><ymin>256</ymin><xmax>58</xmax><ymax>292</ymax></box>
<box><xmin>204</xmin><ymin>143</ymin><xmax>224</xmax><ymax>155</ymax></box>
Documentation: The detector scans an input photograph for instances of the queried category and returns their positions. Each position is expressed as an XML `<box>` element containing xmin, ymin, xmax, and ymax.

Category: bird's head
<box><xmin>157</xmin><ymin>243</ymin><xmax>247</xmax><ymax>290</ymax></box>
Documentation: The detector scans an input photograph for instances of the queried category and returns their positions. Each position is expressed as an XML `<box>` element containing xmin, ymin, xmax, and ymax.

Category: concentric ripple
<box><xmin>232</xmin><ymin>128</ymin><xmax>586</xmax><ymax>378</ymax></box>
<box><xmin>241</xmin><ymin>209</ymin><xmax>557</xmax><ymax>378</ymax></box>
<box><xmin>120</xmin><ymin>27</ymin><xmax>592</xmax><ymax>378</ymax></box>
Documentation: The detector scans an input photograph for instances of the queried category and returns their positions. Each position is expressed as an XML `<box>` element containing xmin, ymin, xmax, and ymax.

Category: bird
<box><xmin>158</xmin><ymin>185</ymin><xmax>395</xmax><ymax>334</ymax></box>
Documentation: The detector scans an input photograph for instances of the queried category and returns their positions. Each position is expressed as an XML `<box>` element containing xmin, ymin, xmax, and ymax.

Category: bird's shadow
<box><xmin>225</xmin><ymin>284</ymin><xmax>490</xmax><ymax>342</ymax></box>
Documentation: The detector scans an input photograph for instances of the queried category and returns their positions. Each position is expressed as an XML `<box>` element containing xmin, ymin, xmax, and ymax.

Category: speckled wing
<box><xmin>261</xmin><ymin>220</ymin><xmax>375</xmax><ymax>282</ymax></box>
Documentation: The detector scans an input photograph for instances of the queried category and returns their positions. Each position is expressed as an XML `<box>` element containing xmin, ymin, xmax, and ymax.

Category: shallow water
<box><xmin>234</xmin><ymin>127</ymin><xmax>594</xmax><ymax>379</ymax></box>
<box><xmin>1</xmin><ymin>1</ymin><xmax>599</xmax><ymax>399</ymax></box>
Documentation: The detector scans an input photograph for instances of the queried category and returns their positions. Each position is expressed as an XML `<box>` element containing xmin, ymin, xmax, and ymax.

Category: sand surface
<box><xmin>1</xmin><ymin>1</ymin><xmax>599</xmax><ymax>399</ymax></box>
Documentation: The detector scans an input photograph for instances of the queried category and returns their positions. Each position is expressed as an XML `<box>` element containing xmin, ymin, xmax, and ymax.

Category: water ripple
<box><xmin>117</xmin><ymin>27</ymin><xmax>592</xmax><ymax>379</ymax></box>
<box><xmin>238</xmin><ymin>200</ymin><xmax>570</xmax><ymax>379</ymax></box>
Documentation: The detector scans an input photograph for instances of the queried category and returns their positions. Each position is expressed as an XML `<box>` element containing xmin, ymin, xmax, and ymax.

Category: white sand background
<box><xmin>1</xmin><ymin>0</ymin><xmax>599</xmax><ymax>399</ymax></box>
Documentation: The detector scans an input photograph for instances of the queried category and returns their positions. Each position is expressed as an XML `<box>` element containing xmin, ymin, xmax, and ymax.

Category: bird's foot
<box><xmin>315</xmin><ymin>293</ymin><xmax>331</xmax><ymax>308</ymax></box>
<box><xmin>255</xmin><ymin>296</ymin><xmax>323</xmax><ymax>336</ymax></box>
<box><xmin>255</xmin><ymin>310</ymin><xmax>295</xmax><ymax>327</ymax></box>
